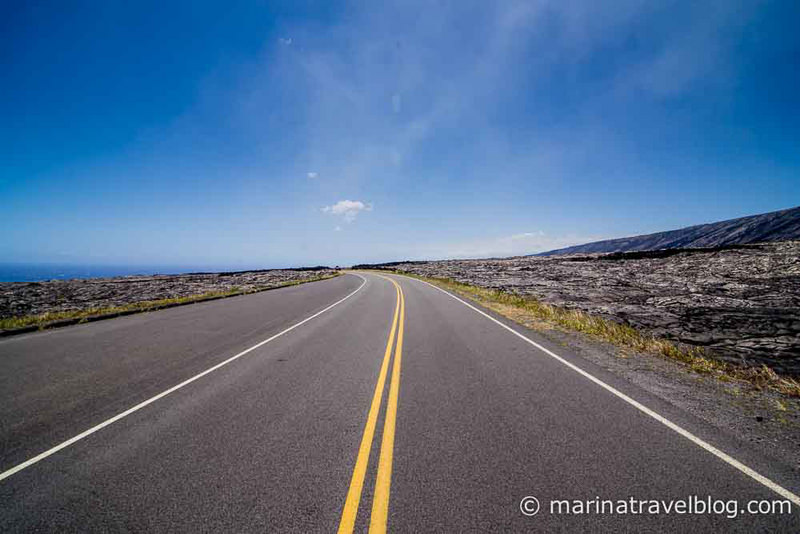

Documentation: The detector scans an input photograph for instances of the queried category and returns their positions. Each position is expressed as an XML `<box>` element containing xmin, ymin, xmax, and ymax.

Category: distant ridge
<box><xmin>540</xmin><ymin>205</ymin><xmax>800</xmax><ymax>256</ymax></box>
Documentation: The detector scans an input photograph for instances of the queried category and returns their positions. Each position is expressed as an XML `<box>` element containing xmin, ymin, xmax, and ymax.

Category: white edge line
<box><xmin>0</xmin><ymin>274</ymin><xmax>367</xmax><ymax>483</ymax></box>
<box><xmin>399</xmin><ymin>274</ymin><xmax>800</xmax><ymax>507</ymax></box>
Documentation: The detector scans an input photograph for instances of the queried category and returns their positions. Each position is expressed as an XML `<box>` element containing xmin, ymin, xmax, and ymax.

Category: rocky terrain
<box><xmin>543</xmin><ymin>205</ymin><xmax>800</xmax><ymax>255</ymax></box>
<box><xmin>0</xmin><ymin>268</ymin><xmax>337</xmax><ymax>320</ymax></box>
<box><xmin>362</xmin><ymin>242</ymin><xmax>800</xmax><ymax>374</ymax></box>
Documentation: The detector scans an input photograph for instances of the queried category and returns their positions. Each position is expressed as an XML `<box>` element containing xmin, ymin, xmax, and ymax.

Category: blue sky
<box><xmin>2</xmin><ymin>1</ymin><xmax>799</xmax><ymax>268</ymax></box>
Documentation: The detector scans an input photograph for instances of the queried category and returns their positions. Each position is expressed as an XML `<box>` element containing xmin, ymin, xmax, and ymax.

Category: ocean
<box><xmin>0</xmin><ymin>264</ymin><xmax>261</xmax><ymax>283</ymax></box>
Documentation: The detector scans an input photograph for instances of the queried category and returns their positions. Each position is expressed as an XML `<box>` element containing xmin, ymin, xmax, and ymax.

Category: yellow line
<box><xmin>369</xmin><ymin>280</ymin><xmax>405</xmax><ymax>533</ymax></box>
<box><xmin>337</xmin><ymin>281</ymin><xmax>401</xmax><ymax>534</ymax></box>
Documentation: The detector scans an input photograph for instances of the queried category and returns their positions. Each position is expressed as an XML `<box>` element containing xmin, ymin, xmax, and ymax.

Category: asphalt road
<box><xmin>0</xmin><ymin>272</ymin><xmax>797</xmax><ymax>532</ymax></box>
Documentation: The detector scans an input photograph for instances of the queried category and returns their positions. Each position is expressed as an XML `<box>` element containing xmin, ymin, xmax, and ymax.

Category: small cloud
<box><xmin>322</xmin><ymin>199</ymin><xmax>373</xmax><ymax>223</ymax></box>
<box><xmin>334</xmin><ymin>226</ymin><xmax>342</xmax><ymax>232</ymax></box>
<box><xmin>307</xmin><ymin>171</ymin><xmax>318</xmax><ymax>179</ymax></box>
<box><xmin>279</xmin><ymin>37</ymin><xmax>292</xmax><ymax>46</ymax></box>
<box><xmin>392</xmin><ymin>93</ymin><xmax>402</xmax><ymax>113</ymax></box>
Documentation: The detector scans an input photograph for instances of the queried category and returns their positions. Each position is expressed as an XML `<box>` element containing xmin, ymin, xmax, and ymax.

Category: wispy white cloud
<box><xmin>181</xmin><ymin>1</ymin><xmax>761</xmax><ymax>266</ymax></box>
<box><xmin>433</xmin><ymin>230</ymin><xmax>609</xmax><ymax>259</ymax></box>
<box><xmin>243</xmin><ymin>1</ymin><xmax>752</xmax><ymax>202</ymax></box>
<box><xmin>610</xmin><ymin>3</ymin><xmax>754</xmax><ymax>99</ymax></box>
<box><xmin>322</xmin><ymin>199</ymin><xmax>373</xmax><ymax>223</ymax></box>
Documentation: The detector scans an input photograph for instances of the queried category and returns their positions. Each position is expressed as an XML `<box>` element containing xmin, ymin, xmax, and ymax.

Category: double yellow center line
<box><xmin>338</xmin><ymin>275</ymin><xmax>405</xmax><ymax>534</ymax></box>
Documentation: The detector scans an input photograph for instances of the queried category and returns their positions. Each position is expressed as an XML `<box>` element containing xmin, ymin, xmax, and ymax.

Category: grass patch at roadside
<box><xmin>383</xmin><ymin>271</ymin><xmax>800</xmax><ymax>398</ymax></box>
<box><xmin>0</xmin><ymin>273</ymin><xmax>341</xmax><ymax>333</ymax></box>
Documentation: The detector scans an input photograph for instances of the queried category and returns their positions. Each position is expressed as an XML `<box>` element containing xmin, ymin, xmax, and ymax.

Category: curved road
<box><xmin>0</xmin><ymin>272</ymin><xmax>797</xmax><ymax>532</ymax></box>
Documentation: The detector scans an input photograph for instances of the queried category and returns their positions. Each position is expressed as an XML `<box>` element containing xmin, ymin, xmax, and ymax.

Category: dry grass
<box><xmin>0</xmin><ymin>273</ymin><xmax>340</xmax><ymax>332</ymax></box>
<box><xmin>388</xmin><ymin>271</ymin><xmax>800</xmax><ymax>398</ymax></box>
